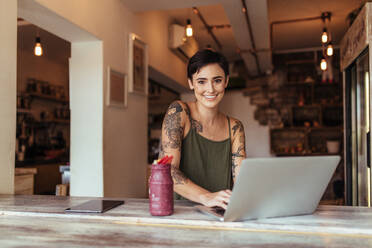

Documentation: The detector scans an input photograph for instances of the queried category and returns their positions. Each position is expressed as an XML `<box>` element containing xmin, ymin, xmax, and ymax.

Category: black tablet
<box><xmin>65</xmin><ymin>200</ymin><xmax>124</xmax><ymax>213</ymax></box>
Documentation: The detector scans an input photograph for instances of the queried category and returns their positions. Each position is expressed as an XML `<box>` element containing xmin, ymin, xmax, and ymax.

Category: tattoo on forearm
<box><xmin>171</xmin><ymin>165</ymin><xmax>188</xmax><ymax>185</ymax></box>
<box><xmin>231</xmin><ymin>120</ymin><xmax>246</xmax><ymax>181</ymax></box>
<box><xmin>232</xmin><ymin>146</ymin><xmax>245</xmax><ymax>158</ymax></box>
<box><xmin>232</xmin><ymin>145</ymin><xmax>244</xmax><ymax>180</ymax></box>
<box><xmin>163</xmin><ymin>102</ymin><xmax>184</xmax><ymax>149</ymax></box>
<box><xmin>232</xmin><ymin>157</ymin><xmax>238</xmax><ymax>180</ymax></box>
<box><xmin>158</xmin><ymin>143</ymin><xmax>165</xmax><ymax>158</ymax></box>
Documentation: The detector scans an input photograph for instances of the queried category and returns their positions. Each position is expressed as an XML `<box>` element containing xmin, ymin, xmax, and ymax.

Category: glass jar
<box><xmin>149</xmin><ymin>163</ymin><xmax>173</xmax><ymax>216</ymax></box>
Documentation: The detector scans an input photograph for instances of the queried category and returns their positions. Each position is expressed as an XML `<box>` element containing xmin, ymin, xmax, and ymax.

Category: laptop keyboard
<box><xmin>212</xmin><ymin>206</ymin><xmax>226</xmax><ymax>215</ymax></box>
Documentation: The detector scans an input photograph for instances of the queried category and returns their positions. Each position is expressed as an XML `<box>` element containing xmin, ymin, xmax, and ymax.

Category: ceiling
<box><xmin>165</xmin><ymin>5</ymin><xmax>239</xmax><ymax>61</ymax></box>
<box><xmin>122</xmin><ymin>0</ymin><xmax>362</xmax><ymax>77</ymax></box>
<box><xmin>17</xmin><ymin>24</ymin><xmax>71</xmax><ymax>62</ymax></box>
<box><xmin>268</xmin><ymin>0</ymin><xmax>362</xmax><ymax>50</ymax></box>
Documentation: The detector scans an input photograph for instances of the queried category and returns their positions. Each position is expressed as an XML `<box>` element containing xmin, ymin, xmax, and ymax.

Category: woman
<box><xmin>159</xmin><ymin>49</ymin><xmax>246</xmax><ymax>209</ymax></box>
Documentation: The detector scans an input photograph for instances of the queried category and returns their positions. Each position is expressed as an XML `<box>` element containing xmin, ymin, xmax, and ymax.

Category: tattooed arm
<box><xmin>231</xmin><ymin>118</ymin><xmax>246</xmax><ymax>183</ymax></box>
<box><xmin>160</xmin><ymin>101</ymin><xmax>231</xmax><ymax>209</ymax></box>
<box><xmin>159</xmin><ymin>101</ymin><xmax>188</xmax><ymax>185</ymax></box>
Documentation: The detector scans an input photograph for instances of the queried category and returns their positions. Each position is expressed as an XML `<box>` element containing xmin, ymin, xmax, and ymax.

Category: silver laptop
<box><xmin>196</xmin><ymin>156</ymin><xmax>340</xmax><ymax>222</ymax></box>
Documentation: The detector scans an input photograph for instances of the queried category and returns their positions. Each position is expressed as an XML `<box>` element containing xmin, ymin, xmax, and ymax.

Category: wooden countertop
<box><xmin>15</xmin><ymin>167</ymin><xmax>37</xmax><ymax>175</ymax></box>
<box><xmin>0</xmin><ymin>195</ymin><xmax>372</xmax><ymax>247</ymax></box>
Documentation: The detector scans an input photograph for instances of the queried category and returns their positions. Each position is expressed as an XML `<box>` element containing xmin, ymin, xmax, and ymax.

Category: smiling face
<box><xmin>188</xmin><ymin>63</ymin><xmax>229</xmax><ymax>109</ymax></box>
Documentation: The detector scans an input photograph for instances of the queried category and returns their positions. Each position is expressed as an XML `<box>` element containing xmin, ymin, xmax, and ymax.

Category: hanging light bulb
<box><xmin>321</xmin><ymin>28</ymin><xmax>328</xmax><ymax>44</ymax></box>
<box><xmin>34</xmin><ymin>36</ymin><xmax>43</xmax><ymax>56</ymax></box>
<box><xmin>320</xmin><ymin>57</ymin><xmax>327</xmax><ymax>71</ymax></box>
<box><xmin>326</xmin><ymin>42</ymin><xmax>334</xmax><ymax>56</ymax></box>
<box><xmin>186</xmin><ymin>19</ymin><xmax>193</xmax><ymax>37</ymax></box>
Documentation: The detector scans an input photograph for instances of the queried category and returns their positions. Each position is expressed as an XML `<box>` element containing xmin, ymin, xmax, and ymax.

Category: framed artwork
<box><xmin>128</xmin><ymin>33</ymin><xmax>148</xmax><ymax>95</ymax></box>
<box><xmin>107</xmin><ymin>66</ymin><xmax>127</xmax><ymax>108</ymax></box>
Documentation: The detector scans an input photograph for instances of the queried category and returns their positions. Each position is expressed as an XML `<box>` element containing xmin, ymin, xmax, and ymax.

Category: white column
<box><xmin>0</xmin><ymin>0</ymin><xmax>17</xmax><ymax>194</ymax></box>
<box><xmin>69</xmin><ymin>41</ymin><xmax>104</xmax><ymax>197</ymax></box>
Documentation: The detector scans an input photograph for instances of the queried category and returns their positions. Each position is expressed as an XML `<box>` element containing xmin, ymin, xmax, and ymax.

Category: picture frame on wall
<box><xmin>128</xmin><ymin>33</ymin><xmax>148</xmax><ymax>95</ymax></box>
<box><xmin>107</xmin><ymin>66</ymin><xmax>127</xmax><ymax>108</ymax></box>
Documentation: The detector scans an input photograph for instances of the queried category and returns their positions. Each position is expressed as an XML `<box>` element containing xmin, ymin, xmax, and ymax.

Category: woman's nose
<box><xmin>206</xmin><ymin>81</ymin><xmax>215</xmax><ymax>92</ymax></box>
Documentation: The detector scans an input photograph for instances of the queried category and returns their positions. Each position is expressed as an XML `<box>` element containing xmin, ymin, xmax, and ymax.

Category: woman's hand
<box><xmin>199</xmin><ymin>190</ymin><xmax>232</xmax><ymax>209</ymax></box>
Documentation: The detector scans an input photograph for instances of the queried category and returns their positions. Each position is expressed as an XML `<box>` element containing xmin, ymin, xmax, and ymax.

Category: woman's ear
<box><xmin>188</xmin><ymin>78</ymin><xmax>194</xmax><ymax>90</ymax></box>
<box><xmin>224</xmin><ymin>76</ymin><xmax>229</xmax><ymax>88</ymax></box>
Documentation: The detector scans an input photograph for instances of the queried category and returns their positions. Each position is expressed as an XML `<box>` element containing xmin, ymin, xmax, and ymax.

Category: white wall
<box><xmin>181</xmin><ymin>91</ymin><xmax>272</xmax><ymax>158</ymax></box>
<box><xmin>220</xmin><ymin>91</ymin><xmax>271</xmax><ymax>157</ymax></box>
<box><xmin>0</xmin><ymin>0</ymin><xmax>17</xmax><ymax>194</ymax></box>
<box><xmin>138</xmin><ymin>11</ymin><xmax>188</xmax><ymax>89</ymax></box>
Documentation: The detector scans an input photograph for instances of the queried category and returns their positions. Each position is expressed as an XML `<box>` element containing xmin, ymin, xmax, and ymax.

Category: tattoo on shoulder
<box><xmin>191</xmin><ymin>119</ymin><xmax>203</xmax><ymax>133</ymax></box>
<box><xmin>163</xmin><ymin>102</ymin><xmax>184</xmax><ymax>149</ymax></box>
<box><xmin>168</xmin><ymin>101</ymin><xmax>183</xmax><ymax>115</ymax></box>
<box><xmin>171</xmin><ymin>165</ymin><xmax>188</xmax><ymax>185</ymax></box>
<box><xmin>232</xmin><ymin>120</ymin><xmax>244</xmax><ymax>136</ymax></box>
<box><xmin>184</xmin><ymin>103</ymin><xmax>203</xmax><ymax>133</ymax></box>
<box><xmin>240</xmin><ymin>135</ymin><xmax>246</xmax><ymax>148</ymax></box>
<box><xmin>184</xmin><ymin>104</ymin><xmax>191</xmax><ymax>117</ymax></box>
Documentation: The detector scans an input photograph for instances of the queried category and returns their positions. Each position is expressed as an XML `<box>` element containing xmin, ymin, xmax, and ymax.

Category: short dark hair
<box><xmin>187</xmin><ymin>49</ymin><xmax>229</xmax><ymax>80</ymax></box>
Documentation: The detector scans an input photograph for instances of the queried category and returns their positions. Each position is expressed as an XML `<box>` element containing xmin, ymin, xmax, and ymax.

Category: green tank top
<box><xmin>176</xmin><ymin>103</ymin><xmax>232</xmax><ymax>200</ymax></box>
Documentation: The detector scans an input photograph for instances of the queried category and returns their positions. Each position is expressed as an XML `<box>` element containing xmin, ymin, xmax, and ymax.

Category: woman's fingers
<box><xmin>201</xmin><ymin>190</ymin><xmax>232</xmax><ymax>209</ymax></box>
<box><xmin>219</xmin><ymin>194</ymin><xmax>230</xmax><ymax>203</ymax></box>
<box><xmin>216</xmin><ymin>190</ymin><xmax>231</xmax><ymax>209</ymax></box>
<box><xmin>221</xmin><ymin>190</ymin><xmax>232</xmax><ymax>197</ymax></box>
<box><xmin>219</xmin><ymin>201</ymin><xmax>228</xmax><ymax>210</ymax></box>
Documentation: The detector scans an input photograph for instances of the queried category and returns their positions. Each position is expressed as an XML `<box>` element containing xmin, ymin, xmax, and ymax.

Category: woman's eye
<box><xmin>197</xmin><ymin>80</ymin><xmax>205</xmax><ymax>84</ymax></box>
<box><xmin>214</xmin><ymin>79</ymin><xmax>222</xmax><ymax>83</ymax></box>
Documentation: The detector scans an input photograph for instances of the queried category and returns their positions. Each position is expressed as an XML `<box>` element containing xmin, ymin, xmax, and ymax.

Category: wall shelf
<box><xmin>17</xmin><ymin>108</ymin><xmax>32</xmax><ymax>114</ymax></box>
<box><xmin>16</xmin><ymin>87</ymin><xmax>70</xmax><ymax>164</ymax></box>
<box><xmin>27</xmin><ymin>93</ymin><xmax>68</xmax><ymax>104</ymax></box>
<box><xmin>29</xmin><ymin>120</ymin><xmax>70</xmax><ymax>129</ymax></box>
<box><xmin>270</xmin><ymin>74</ymin><xmax>343</xmax><ymax>156</ymax></box>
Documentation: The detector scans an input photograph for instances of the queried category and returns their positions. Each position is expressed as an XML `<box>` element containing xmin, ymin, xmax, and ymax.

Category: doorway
<box><xmin>16</xmin><ymin>22</ymin><xmax>71</xmax><ymax>195</ymax></box>
<box><xmin>148</xmin><ymin>79</ymin><xmax>180</xmax><ymax>163</ymax></box>
<box><xmin>345</xmin><ymin>48</ymin><xmax>372</xmax><ymax>206</ymax></box>
<box><xmin>18</xmin><ymin>0</ymin><xmax>104</xmax><ymax>197</ymax></box>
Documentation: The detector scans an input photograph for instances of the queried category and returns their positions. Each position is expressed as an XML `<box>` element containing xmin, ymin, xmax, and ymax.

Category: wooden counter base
<box><xmin>0</xmin><ymin>195</ymin><xmax>372</xmax><ymax>247</ymax></box>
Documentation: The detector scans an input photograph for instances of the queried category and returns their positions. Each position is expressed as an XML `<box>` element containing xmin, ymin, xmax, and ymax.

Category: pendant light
<box><xmin>321</xmin><ymin>28</ymin><xmax>328</xmax><ymax>44</ymax></box>
<box><xmin>34</xmin><ymin>29</ymin><xmax>43</xmax><ymax>56</ymax></box>
<box><xmin>320</xmin><ymin>12</ymin><xmax>332</xmax><ymax>71</ymax></box>
<box><xmin>326</xmin><ymin>42</ymin><xmax>334</xmax><ymax>56</ymax></box>
<box><xmin>321</xmin><ymin>12</ymin><xmax>331</xmax><ymax>44</ymax></box>
<box><xmin>186</xmin><ymin>19</ymin><xmax>193</xmax><ymax>37</ymax></box>
<box><xmin>320</xmin><ymin>57</ymin><xmax>327</xmax><ymax>71</ymax></box>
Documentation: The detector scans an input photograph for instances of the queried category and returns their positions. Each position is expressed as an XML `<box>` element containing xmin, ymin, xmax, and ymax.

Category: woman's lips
<box><xmin>204</xmin><ymin>95</ymin><xmax>217</xmax><ymax>100</ymax></box>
